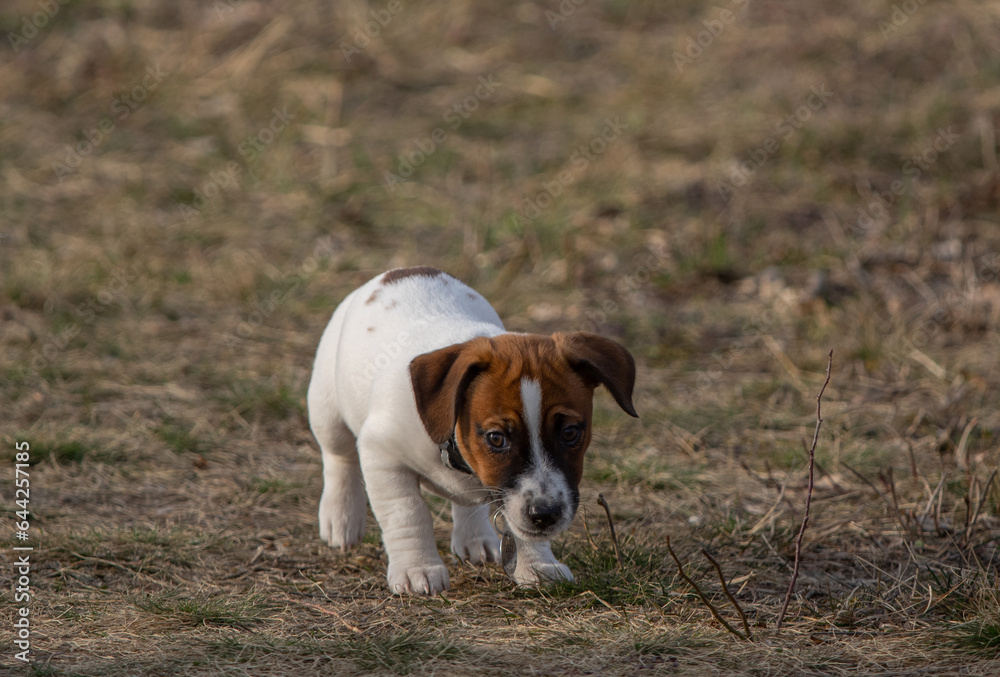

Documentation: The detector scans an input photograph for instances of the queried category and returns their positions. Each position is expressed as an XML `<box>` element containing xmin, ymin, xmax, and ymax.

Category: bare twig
<box><xmin>906</xmin><ymin>439</ymin><xmax>919</xmax><ymax>480</ymax></box>
<box><xmin>879</xmin><ymin>467</ymin><xmax>901</xmax><ymax>519</ymax></box>
<box><xmin>666</xmin><ymin>537</ymin><xmax>749</xmax><ymax>642</ymax></box>
<box><xmin>969</xmin><ymin>469</ymin><xmax>998</xmax><ymax>533</ymax></box>
<box><xmin>878</xmin><ymin>466</ymin><xmax>911</xmax><ymax>531</ymax></box>
<box><xmin>776</xmin><ymin>349</ymin><xmax>833</xmax><ymax>633</ymax></box>
<box><xmin>934</xmin><ymin>473</ymin><xmax>946</xmax><ymax>532</ymax></box>
<box><xmin>70</xmin><ymin>551</ymin><xmax>164</xmax><ymax>585</ymax></box>
<box><xmin>701</xmin><ymin>548</ymin><xmax>753</xmax><ymax>641</ymax></box>
<box><xmin>963</xmin><ymin>493</ymin><xmax>972</xmax><ymax>534</ymax></box>
<box><xmin>840</xmin><ymin>462</ymin><xmax>908</xmax><ymax>534</ymax></box>
<box><xmin>955</xmin><ymin>417</ymin><xmax>978</xmax><ymax>470</ymax></box>
<box><xmin>597</xmin><ymin>494</ymin><xmax>623</xmax><ymax>568</ymax></box>
<box><xmin>298</xmin><ymin>601</ymin><xmax>364</xmax><ymax>634</ymax></box>
<box><xmin>841</xmin><ymin>461</ymin><xmax>883</xmax><ymax>498</ymax></box>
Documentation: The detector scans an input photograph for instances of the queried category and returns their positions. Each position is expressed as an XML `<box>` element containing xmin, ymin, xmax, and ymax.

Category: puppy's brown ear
<box><xmin>409</xmin><ymin>339</ymin><xmax>492</xmax><ymax>444</ymax></box>
<box><xmin>556</xmin><ymin>332</ymin><xmax>638</xmax><ymax>418</ymax></box>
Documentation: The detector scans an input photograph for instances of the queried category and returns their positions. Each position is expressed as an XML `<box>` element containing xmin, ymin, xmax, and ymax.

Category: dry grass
<box><xmin>3</xmin><ymin>0</ymin><xmax>1000</xmax><ymax>674</ymax></box>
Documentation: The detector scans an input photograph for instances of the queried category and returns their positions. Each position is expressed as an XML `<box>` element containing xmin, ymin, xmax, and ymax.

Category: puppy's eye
<box><xmin>485</xmin><ymin>431</ymin><xmax>507</xmax><ymax>450</ymax></box>
<box><xmin>560</xmin><ymin>424</ymin><xmax>583</xmax><ymax>446</ymax></box>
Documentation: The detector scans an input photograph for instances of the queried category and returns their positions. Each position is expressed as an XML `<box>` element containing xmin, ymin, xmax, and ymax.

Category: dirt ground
<box><xmin>2</xmin><ymin>0</ymin><xmax>1000</xmax><ymax>674</ymax></box>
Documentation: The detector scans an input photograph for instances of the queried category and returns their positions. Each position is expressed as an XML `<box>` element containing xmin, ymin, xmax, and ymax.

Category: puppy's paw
<box><xmin>450</xmin><ymin>503</ymin><xmax>500</xmax><ymax>565</ymax></box>
<box><xmin>513</xmin><ymin>559</ymin><xmax>574</xmax><ymax>586</ymax></box>
<box><xmin>387</xmin><ymin>561</ymin><xmax>450</xmax><ymax>595</ymax></box>
<box><xmin>318</xmin><ymin>489</ymin><xmax>367</xmax><ymax>550</ymax></box>
<box><xmin>451</xmin><ymin>534</ymin><xmax>501</xmax><ymax>565</ymax></box>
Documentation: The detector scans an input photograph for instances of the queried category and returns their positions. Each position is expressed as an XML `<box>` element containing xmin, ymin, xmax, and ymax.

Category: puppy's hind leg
<box><xmin>309</xmin><ymin>383</ymin><xmax>367</xmax><ymax>550</ymax></box>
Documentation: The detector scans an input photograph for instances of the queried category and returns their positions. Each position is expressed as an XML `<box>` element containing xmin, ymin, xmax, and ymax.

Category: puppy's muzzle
<box><xmin>504</xmin><ymin>490</ymin><xmax>577</xmax><ymax>541</ymax></box>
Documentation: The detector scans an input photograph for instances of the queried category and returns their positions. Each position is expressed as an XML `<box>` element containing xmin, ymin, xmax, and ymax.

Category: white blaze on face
<box><xmin>520</xmin><ymin>377</ymin><xmax>545</xmax><ymax>465</ymax></box>
<box><xmin>505</xmin><ymin>377</ymin><xmax>572</xmax><ymax>540</ymax></box>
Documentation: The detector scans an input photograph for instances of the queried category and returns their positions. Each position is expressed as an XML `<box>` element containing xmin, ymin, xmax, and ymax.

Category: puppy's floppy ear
<box><xmin>409</xmin><ymin>338</ymin><xmax>492</xmax><ymax>444</ymax></box>
<box><xmin>556</xmin><ymin>332</ymin><xmax>638</xmax><ymax>418</ymax></box>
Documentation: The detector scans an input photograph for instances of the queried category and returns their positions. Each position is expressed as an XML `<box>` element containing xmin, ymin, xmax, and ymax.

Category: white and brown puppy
<box><xmin>307</xmin><ymin>266</ymin><xmax>636</xmax><ymax>595</ymax></box>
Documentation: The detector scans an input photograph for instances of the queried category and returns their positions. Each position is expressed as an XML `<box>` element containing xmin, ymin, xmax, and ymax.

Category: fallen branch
<box><xmin>666</xmin><ymin>536</ymin><xmax>750</xmax><ymax>642</ymax></box>
<box><xmin>776</xmin><ymin>349</ymin><xmax>833</xmax><ymax>633</ymax></box>
<box><xmin>701</xmin><ymin>548</ymin><xmax>753</xmax><ymax>642</ymax></box>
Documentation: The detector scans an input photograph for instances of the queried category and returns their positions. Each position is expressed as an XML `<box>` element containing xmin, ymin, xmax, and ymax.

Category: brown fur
<box><xmin>409</xmin><ymin>332</ymin><xmax>636</xmax><ymax>490</ymax></box>
<box><xmin>382</xmin><ymin>266</ymin><xmax>449</xmax><ymax>285</ymax></box>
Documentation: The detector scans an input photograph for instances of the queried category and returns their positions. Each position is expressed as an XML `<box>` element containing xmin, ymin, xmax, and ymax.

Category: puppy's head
<box><xmin>409</xmin><ymin>332</ymin><xmax>637</xmax><ymax>542</ymax></box>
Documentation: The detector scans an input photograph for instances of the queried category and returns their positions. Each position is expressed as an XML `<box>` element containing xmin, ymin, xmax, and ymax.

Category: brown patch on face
<box><xmin>410</xmin><ymin>331</ymin><xmax>635</xmax><ymax>490</ymax></box>
<box><xmin>451</xmin><ymin>334</ymin><xmax>598</xmax><ymax>491</ymax></box>
<box><xmin>382</xmin><ymin>266</ymin><xmax>449</xmax><ymax>285</ymax></box>
<box><xmin>366</xmin><ymin>288</ymin><xmax>381</xmax><ymax>304</ymax></box>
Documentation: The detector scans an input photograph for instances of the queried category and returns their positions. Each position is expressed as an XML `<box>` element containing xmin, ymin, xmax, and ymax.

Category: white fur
<box><xmin>521</xmin><ymin>378</ymin><xmax>544</xmax><ymax>458</ymax></box>
<box><xmin>307</xmin><ymin>269</ymin><xmax>572</xmax><ymax>594</ymax></box>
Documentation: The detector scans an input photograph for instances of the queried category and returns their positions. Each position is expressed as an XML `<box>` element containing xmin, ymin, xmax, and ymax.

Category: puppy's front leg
<box><xmin>360</xmin><ymin>460</ymin><xmax>449</xmax><ymax>595</ymax></box>
<box><xmin>451</xmin><ymin>502</ymin><xmax>501</xmax><ymax>564</ymax></box>
<box><xmin>511</xmin><ymin>539</ymin><xmax>573</xmax><ymax>586</ymax></box>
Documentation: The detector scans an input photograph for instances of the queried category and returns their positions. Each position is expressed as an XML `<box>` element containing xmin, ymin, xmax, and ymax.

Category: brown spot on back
<box><xmin>382</xmin><ymin>266</ymin><xmax>449</xmax><ymax>285</ymax></box>
<box><xmin>366</xmin><ymin>288</ymin><xmax>381</xmax><ymax>304</ymax></box>
<box><xmin>367</xmin><ymin>326</ymin><xmax>375</xmax><ymax>332</ymax></box>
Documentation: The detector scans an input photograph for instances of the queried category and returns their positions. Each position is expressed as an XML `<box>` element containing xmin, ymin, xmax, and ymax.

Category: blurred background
<box><xmin>2</xmin><ymin>0</ymin><xmax>1000</xmax><ymax>671</ymax></box>
<box><xmin>3</xmin><ymin>0</ymin><xmax>999</xmax><ymax>473</ymax></box>
<box><xmin>2</xmin><ymin>0</ymin><xmax>999</xmax><ymax>381</ymax></box>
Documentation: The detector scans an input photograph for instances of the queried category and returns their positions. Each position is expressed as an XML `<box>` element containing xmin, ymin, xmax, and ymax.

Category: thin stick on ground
<box><xmin>597</xmin><ymin>494</ymin><xmax>623</xmax><ymax>568</ymax></box>
<box><xmin>776</xmin><ymin>349</ymin><xmax>833</xmax><ymax>633</ymax></box>
<box><xmin>701</xmin><ymin>548</ymin><xmax>753</xmax><ymax>642</ymax></box>
<box><xmin>298</xmin><ymin>601</ymin><xmax>364</xmax><ymax>634</ymax></box>
<box><xmin>970</xmin><ymin>469</ymin><xmax>998</xmax><ymax>531</ymax></box>
<box><xmin>667</xmin><ymin>536</ymin><xmax>749</xmax><ymax>642</ymax></box>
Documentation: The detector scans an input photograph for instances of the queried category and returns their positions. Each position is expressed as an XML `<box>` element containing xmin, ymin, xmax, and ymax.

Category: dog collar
<box><xmin>439</xmin><ymin>433</ymin><xmax>474</xmax><ymax>475</ymax></box>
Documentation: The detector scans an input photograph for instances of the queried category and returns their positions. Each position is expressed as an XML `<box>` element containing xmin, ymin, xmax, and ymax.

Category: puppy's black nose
<box><xmin>527</xmin><ymin>502</ymin><xmax>562</xmax><ymax>530</ymax></box>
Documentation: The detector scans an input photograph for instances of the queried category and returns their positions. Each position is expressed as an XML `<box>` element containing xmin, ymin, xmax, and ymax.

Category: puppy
<box><xmin>307</xmin><ymin>266</ymin><xmax>637</xmax><ymax>594</ymax></box>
